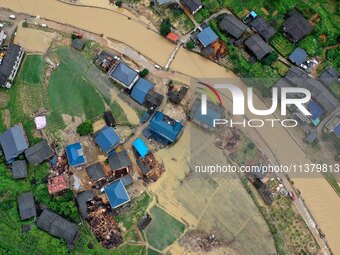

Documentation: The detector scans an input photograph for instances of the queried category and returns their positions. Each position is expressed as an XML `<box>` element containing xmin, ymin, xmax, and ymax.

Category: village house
<box><xmin>152</xmin><ymin>0</ymin><xmax>174</xmax><ymax>6</ymax></box>
<box><xmin>282</xmin><ymin>9</ymin><xmax>313</xmax><ymax>42</ymax></box>
<box><xmin>144</xmin><ymin>90</ymin><xmax>164</xmax><ymax>108</ymax></box>
<box><xmin>48</xmin><ymin>174</ymin><xmax>69</xmax><ymax>195</ymax></box>
<box><xmin>0</xmin><ymin>44</ymin><xmax>25</xmax><ymax>88</ymax></box>
<box><xmin>108</xmin><ymin>150</ymin><xmax>132</xmax><ymax>173</ymax></box>
<box><xmin>180</xmin><ymin>0</ymin><xmax>202</xmax><ymax>14</ymax></box>
<box><xmin>133</xmin><ymin>138</ymin><xmax>150</xmax><ymax>158</ymax></box>
<box><xmin>76</xmin><ymin>189</ymin><xmax>96</xmax><ymax>219</ymax></box>
<box><xmin>144</xmin><ymin>111</ymin><xmax>184</xmax><ymax>145</ymax></box>
<box><xmin>94</xmin><ymin>51</ymin><xmax>117</xmax><ymax>72</ymax></box>
<box><xmin>167</xmin><ymin>86</ymin><xmax>188</xmax><ymax>105</ymax></box>
<box><xmin>65</xmin><ymin>142</ymin><xmax>87</xmax><ymax>167</ymax></box>
<box><xmin>12</xmin><ymin>160</ymin><xmax>28</xmax><ymax>179</ymax></box>
<box><xmin>130</xmin><ymin>78</ymin><xmax>154</xmax><ymax>105</ymax></box>
<box><xmin>17</xmin><ymin>192</ymin><xmax>37</xmax><ymax>220</ymax></box>
<box><xmin>104</xmin><ymin>179</ymin><xmax>130</xmax><ymax>209</ymax></box>
<box><xmin>166</xmin><ymin>32</ymin><xmax>179</xmax><ymax>44</ymax></box>
<box><xmin>71</xmin><ymin>39</ymin><xmax>85</xmax><ymax>51</ymax></box>
<box><xmin>197</xmin><ymin>27</ymin><xmax>218</xmax><ymax>48</ymax></box>
<box><xmin>288</xmin><ymin>47</ymin><xmax>308</xmax><ymax>66</ymax></box>
<box><xmin>0</xmin><ymin>125</ymin><xmax>28</xmax><ymax>163</ymax></box>
<box><xmin>248</xmin><ymin>16</ymin><xmax>276</xmax><ymax>41</ymax></box>
<box><xmin>86</xmin><ymin>162</ymin><xmax>106</xmax><ymax>184</ymax></box>
<box><xmin>318</xmin><ymin>67</ymin><xmax>339</xmax><ymax>87</ymax></box>
<box><xmin>109</xmin><ymin>62</ymin><xmax>139</xmax><ymax>90</ymax></box>
<box><xmin>244</xmin><ymin>34</ymin><xmax>272</xmax><ymax>60</ymax></box>
<box><xmin>120</xmin><ymin>174</ymin><xmax>133</xmax><ymax>187</ymax></box>
<box><xmin>219</xmin><ymin>14</ymin><xmax>247</xmax><ymax>39</ymax></box>
<box><xmin>94</xmin><ymin>126</ymin><xmax>121</xmax><ymax>154</ymax></box>
<box><xmin>37</xmin><ymin>209</ymin><xmax>80</xmax><ymax>249</ymax></box>
<box><xmin>25</xmin><ymin>139</ymin><xmax>54</xmax><ymax>165</ymax></box>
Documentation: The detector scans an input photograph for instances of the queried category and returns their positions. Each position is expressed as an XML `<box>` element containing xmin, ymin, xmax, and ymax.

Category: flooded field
<box><xmin>1</xmin><ymin>0</ymin><xmax>339</xmax><ymax>253</ymax></box>
<box><xmin>14</xmin><ymin>24</ymin><xmax>57</xmax><ymax>52</ymax></box>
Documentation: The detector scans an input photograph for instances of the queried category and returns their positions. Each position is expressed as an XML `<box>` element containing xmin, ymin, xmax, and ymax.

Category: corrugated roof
<box><xmin>0</xmin><ymin>44</ymin><xmax>24</xmax><ymax>87</ymax></box>
<box><xmin>12</xmin><ymin>160</ymin><xmax>28</xmax><ymax>179</ymax></box>
<box><xmin>94</xmin><ymin>126</ymin><xmax>120</xmax><ymax>153</ymax></box>
<box><xmin>245</xmin><ymin>34</ymin><xmax>272</xmax><ymax>60</ymax></box>
<box><xmin>148</xmin><ymin>111</ymin><xmax>183</xmax><ymax>143</ymax></box>
<box><xmin>108</xmin><ymin>150</ymin><xmax>132</xmax><ymax>171</ymax></box>
<box><xmin>133</xmin><ymin>138</ymin><xmax>149</xmax><ymax>158</ymax></box>
<box><xmin>219</xmin><ymin>14</ymin><xmax>247</xmax><ymax>39</ymax></box>
<box><xmin>283</xmin><ymin>10</ymin><xmax>312</xmax><ymax>42</ymax></box>
<box><xmin>180</xmin><ymin>0</ymin><xmax>202</xmax><ymax>14</ymax></box>
<box><xmin>48</xmin><ymin>174</ymin><xmax>68</xmax><ymax>194</ymax></box>
<box><xmin>120</xmin><ymin>174</ymin><xmax>133</xmax><ymax>187</ymax></box>
<box><xmin>197</xmin><ymin>27</ymin><xmax>218</xmax><ymax>47</ymax></box>
<box><xmin>289</xmin><ymin>48</ymin><xmax>308</xmax><ymax>65</ymax></box>
<box><xmin>307</xmin><ymin>101</ymin><xmax>325</xmax><ymax>121</ymax></box>
<box><xmin>0</xmin><ymin>125</ymin><xmax>28</xmax><ymax>163</ymax></box>
<box><xmin>76</xmin><ymin>189</ymin><xmax>95</xmax><ymax>219</ymax></box>
<box><xmin>130</xmin><ymin>78</ymin><xmax>154</xmax><ymax>105</ymax></box>
<box><xmin>65</xmin><ymin>142</ymin><xmax>86</xmax><ymax>167</ymax></box>
<box><xmin>25</xmin><ymin>139</ymin><xmax>54</xmax><ymax>165</ymax></box>
<box><xmin>104</xmin><ymin>179</ymin><xmax>130</xmax><ymax>209</ymax></box>
<box><xmin>86</xmin><ymin>162</ymin><xmax>105</xmax><ymax>182</ymax></box>
<box><xmin>110</xmin><ymin>62</ymin><xmax>139</xmax><ymax>89</ymax></box>
<box><xmin>249</xmin><ymin>16</ymin><xmax>276</xmax><ymax>41</ymax></box>
<box><xmin>17</xmin><ymin>192</ymin><xmax>36</xmax><ymax>220</ymax></box>
<box><xmin>166</xmin><ymin>32</ymin><xmax>179</xmax><ymax>43</ymax></box>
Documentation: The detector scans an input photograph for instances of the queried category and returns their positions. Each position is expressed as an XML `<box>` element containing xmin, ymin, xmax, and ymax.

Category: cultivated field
<box><xmin>146</xmin><ymin>206</ymin><xmax>186</xmax><ymax>251</ymax></box>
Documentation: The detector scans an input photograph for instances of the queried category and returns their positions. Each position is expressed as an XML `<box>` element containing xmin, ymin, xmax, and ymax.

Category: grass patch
<box><xmin>47</xmin><ymin>47</ymin><xmax>106</xmax><ymax>129</ymax></box>
<box><xmin>20</xmin><ymin>54</ymin><xmax>44</xmax><ymax>85</ymax></box>
<box><xmin>329</xmin><ymin>83</ymin><xmax>340</xmax><ymax>101</ymax></box>
<box><xmin>270</xmin><ymin>34</ymin><xmax>295</xmax><ymax>57</ymax></box>
<box><xmin>271</xmin><ymin>61</ymin><xmax>289</xmax><ymax>76</ymax></box>
<box><xmin>146</xmin><ymin>205</ymin><xmax>185</xmax><ymax>251</ymax></box>
<box><xmin>115</xmin><ymin>192</ymin><xmax>151</xmax><ymax>231</ymax></box>
<box><xmin>148</xmin><ymin>248</ymin><xmax>163</xmax><ymax>255</ymax></box>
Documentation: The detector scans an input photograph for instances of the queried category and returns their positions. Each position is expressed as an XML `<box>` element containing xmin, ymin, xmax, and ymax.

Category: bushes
<box><xmin>115</xmin><ymin>0</ymin><xmax>122</xmax><ymax>7</ymax></box>
<box><xmin>186</xmin><ymin>40</ymin><xmax>195</xmax><ymax>49</ymax></box>
<box><xmin>261</xmin><ymin>52</ymin><xmax>279</xmax><ymax>66</ymax></box>
<box><xmin>139</xmin><ymin>68</ymin><xmax>149</xmax><ymax>77</ymax></box>
<box><xmin>76</xmin><ymin>120</ymin><xmax>93</xmax><ymax>136</ymax></box>
<box><xmin>160</xmin><ymin>19</ymin><xmax>172</xmax><ymax>36</ymax></box>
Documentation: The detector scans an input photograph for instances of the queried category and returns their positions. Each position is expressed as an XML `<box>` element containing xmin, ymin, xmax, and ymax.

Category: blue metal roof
<box><xmin>191</xmin><ymin>100</ymin><xmax>223</xmax><ymax>128</ymax></box>
<box><xmin>110</xmin><ymin>62</ymin><xmax>139</xmax><ymax>88</ymax></box>
<box><xmin>130</xmin><ymin>78</ymin><xmax>154</xmax><ymax>105</ymax></box>
<box><xmin>334</xmin><ymin>123</ymin><xmax>340</xmax><ymax>137</ymax></box>
<box><xmin>148</xmin><ymin>111</ymin><xmax>183</xmax><ymax>143</ymax></box>
<box><xmin>307</xmin><ymin>101</ymin><xmax>325</xmax><ymax>121</ymax></box>
<box><xmin>133</xmin><ymin>138</ymin><xmax>149</xmax><ymax>158</ymax></box>
<box><xmin>0</xmin><ymin>125</ymin><xmax>28</xmax><ymax>163</ymax></box>
<box><xmin>94</xmin><ymin>126</ymin><xmax>120</xmax><ymax>153</ymax></box>
<box><xmin>289</xmin><ymin>48</ymin><xmax>308</xmax><ymax>65</ymax></box>
<box><xmin>66</xmin><ymin>142</ymin><xmax>86</xmax><ymax>167</ymax></box>
<box><xmin>104</xmin><ymin>179</ymin><xmax>130</xmax><ymax>209</ymax></box>
<box><xmin>197</xmin><ymin>27</ymin><xmax>218</xmax><ymax>47</ymax></box>
<box><xmin>250</xmin><ymin>11</ymin><xmax>257</xmax><ymax>18</ymax></box>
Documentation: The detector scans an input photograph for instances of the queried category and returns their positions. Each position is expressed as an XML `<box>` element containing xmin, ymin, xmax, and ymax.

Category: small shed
<box><xmin>0</xmin><ymin>125</ymin><xmax>28</xmax><ymax>163</ymax></box>
<box><xmin>48</xmin><ymin>174</ymin><xmax>69</xmax><ymax>195</ymax></box>
<box><xmin>197</xmin><ymin>27</ymin><xmax>218</xmax><ymax>47</ymax></box>
<box><xmin>120</xmin><ymin>174</ymin><xmax>133</xmax><ymax>187</ymax></box>
<box><xmin>86</xmin><ymin>162</ymin><xmax>106</xmax><ymax>182</ymax></box>
<box><xmin>66</xmin><ymin>142</ymin><xmax>86</xmax><ymax>167</ymax></box>
<box><xmin>133</xmin><ymin>138</ymin><xmax>149</xmax><ymax>158</ymax></box>
<box><xmin>94</xmin><ymin>126</ymin><xmax>120</xmax><ymax>154</ymax></box>
<box><xmin>130</xmin><ymin>78</ymin><xmax>154</xmax><ymax>105</ymax></box>
<box><xmin>137</xmin><ymin>158</ymin><xmax>151</xmax><ymax>175</ymax></box>
<box><xmin>319</xmin><ymin>67</ymin><xmax>339</xmax><ymax>87</ymax></box>
<box><xmin>104</xmin><ymin>179</ymin><xmax>130</xmax><ymax>209</ymax></box>
<box><xmin>166</xmin><ymin>32</ymin><xmax>179</xmax><ymax>44</ymax></box>
<box><xmin>17</xmin><ymin>192</ymin><xmax>36</xmax><ymax>220</ymax></box>
<box><xmin>25</xmin><ymin>139</ymin><xmax>54</xmax><ymax>165</ymax></box>
<box><xmin>71</xmin><ymin>39</ymin><xmax>85</xmax><ymax>51</ymax></box>
<box><xmin>145</xmin><ymin>90</ymin><xmax>164</xmax><ymax>107</ymax></box>
<box><xmin>76</xmin><ymin>189</ymin><xmax>95</xmax><ymax>219</ymax></box>
<box><xmin>289</xmin><ymin>48</ymin><xmax>308</xmax><ymax>65</ymax></box>
<box><xmin>104</xmin><ymin>111</ymin><xmax>116</xmax><ymax>127</ymax></box>
<box><xmin>12</xmin><ymin>160</ymin><xmax>28</xmax><ymax>179</ymax></box>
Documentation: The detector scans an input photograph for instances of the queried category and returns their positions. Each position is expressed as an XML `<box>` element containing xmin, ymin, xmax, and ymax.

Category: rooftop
<box><xmin>110</xmin><ymin>62</ymin><xmax>139</xmax><ymax>89</ymax></box>
<box><xmin>12</xmin><ymin>160</ymin><xmax>28</xmax><ymax>179</ymax></box>
<box><xmin>94</xmin><ymin>126</ymin><xmax>120</xmax><ymax>154</ymax></box>
<box><xmin>145</xmin><ymin>90</ymin><xmax>164</xmax><ymax>107</ymax></box>
<box><xmin>104</xmin><ymin>179</ymin><xmax>130</xmax><ymax>209</ymax></box>
<box><xmin>108</xmin><ymin>150</ymin><xmax>132</xmax><ymax>171</ymax></box>
<box><xmin>0</xmin><ymin>125</ymin><xmax>28</xmax><ymax>163</ymax></box>
<box><xmin>190</xmin><ymin>98</ymin><xmax>223</xmax><ymax>129</ymax></box>
<box><xmin>166</xmin><ymin>32</ymin><xmax>179</xmax><ymax>43</ymax></box>
<box><xmin>334</xmin><ymin>123</ymin><xmax>340</xmax><ymax>137</ymax></box>
<box><xmin>197</xmin><ymin>27</ymin><xmax>218</xmax><ymax>47</ymax></box>
<box><xmin>244</xmin><ymin>34</ymin><xmax>272</xmax><ymax>60</ymax></box>
<box><xmin>219</xmin><ymin>14</ymin><xmax>247</xmax><ymax>39</ymax></box>
<box><xmin>17</xmin><ymin>192</ymin><xmax>36</xmax><ymax>220</ymax></box>
<box><xmin>37</xmin><ymin>209</ymin><xmax>80</xmax><ymax>248</ymax></box>
<box><xmin>283</xmin><ymin>9</ymin><xmax>313</xmax><ymax>42</ymax></box>
<box><xmin>86</xmin><ymin>162</ymin><xmax>106</xmax><ymax>182</ymax></box>
<box><xmin>133</xmin><ymin>138</ymin><xmax>149</xmax><ymax>158</ymax></box>
<box><xmin>104</xmin><ymin>111</ymin><xmax>116</xmax><ymax>127</ymax></box>
<box><xmin>48</xmin><ymin>174</ymin><xmax>69</xmax><ymax>194</ymax></box>
<box><xmin>76</xmin><ymin>189</ymin><xmax>95</xmax><ymax>219</ymax></box>
<box><xmin>180</xmin><ymin>0</ymin><xmax>203</xmax><ymax>14</ymax></box>
<box><xmin>319</xmin><ymin>67</ymin><xmax>339</xmax><ymax>87</ymax></box>
<box><xmin>130</xmin><ymin>78</ymin><xmax>154</xmax><ymax>105</ymax></box>
<box><xmin>307</xmin><ymin>101</ymin><xmax>325</xmax><ymax>121</ymax></box>
<box><xmin>71</xmin><ymin>39</ymin><xmax>85</xmax><ymax>51</ymax></box>
<box><xmin>25</xmin><ymin>139</ymin><xmax>54</xmax><ymax>165</ymax></box>
<box><xmin>148</xmin><ymin>111</ymin><xmax>183</xmax><ymax>143</ymax></box>
<box><xmin>249</xmin><ymin>16</ymin><xmax>276</xmax><ymax>41</ymax></box>
<box><xmin>0</xmin><ymin>44</ymin><xmax>24</xmax><ymax>88</ymax></box>
<box><xmin>120</xmin><ymin>174</ymin><xmax>133</xmax><ymax>187</ymax></box>
<box><xmin>137</xmin><ymin>158</ymin><xmax>151</xmax><ymax>175</ymax></box>
<box><xmin>65</xmin><ymin>142</ymin><xmax>86</xmax><ymax>167</ymax></box>
<box><xmin>289</xmin><ymin>48</ymin><xmax>308</xmax><ymax>65</ymax></box>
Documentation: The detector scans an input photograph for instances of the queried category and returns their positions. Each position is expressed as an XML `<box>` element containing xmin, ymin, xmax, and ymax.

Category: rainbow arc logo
<box><xmin>197</xmin><ymin>82</ymin><xmax>223</xmax><ymax>115</ymax></box>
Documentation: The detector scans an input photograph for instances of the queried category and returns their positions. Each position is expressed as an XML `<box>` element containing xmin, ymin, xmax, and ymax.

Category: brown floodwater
<box><xmin>1</xmin><ymin>0</ymin><xmax>339</xmax><ymax>253</ymax></box>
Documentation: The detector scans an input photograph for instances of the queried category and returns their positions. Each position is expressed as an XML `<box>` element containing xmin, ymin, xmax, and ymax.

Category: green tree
<box><xmin>261</xmin><ymin>52</ymin><xmax>278</xmax><ymax>66</ymax></box>
<box><xmin>160</xmin><ymin>19</ymin><xmax>171</xmax><ymax>37</ymax></box>
<box><xmin>77</xmin><ymin>121</ymin><xmax>93</xmax><ymax>136</ymax></box>
<box><xmin>186</xmin><ymin>40</ymin><xmax>195</xmax><ymax>49</ymax></box>
<box><xmin>115</xmin><ymin>0</ymin><xmax>122</xmax><ymax>7</ymax></box>
<box><xmin>71</xmin><ymin>33</ymin><xmax>78</xmax><ymax>40</ymax></box>
<box><xmin>139</xmin><ymin>68</ymin><xmax>149</xmax><ymax>77</ymax></box>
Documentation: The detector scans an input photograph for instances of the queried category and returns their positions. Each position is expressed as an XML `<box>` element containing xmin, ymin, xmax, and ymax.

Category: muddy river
<box><xmin>1</xmin><ymin>0</ymin><xmax>339</xmax><ymax>253</ymax></box>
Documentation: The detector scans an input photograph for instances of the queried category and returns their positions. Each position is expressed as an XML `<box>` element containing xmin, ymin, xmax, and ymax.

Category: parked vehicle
<box><xmin>9</xmin><ymin>15</ymin><xmax>16</xmax><ymax>20</ymax></box>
